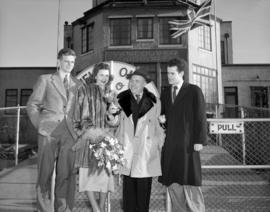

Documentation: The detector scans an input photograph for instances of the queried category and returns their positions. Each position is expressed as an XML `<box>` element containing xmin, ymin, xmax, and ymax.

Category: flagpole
<box><xmin>213</xmin><ymin>0</ymin><xmax>220</xmax><ymax>104</ymax></box>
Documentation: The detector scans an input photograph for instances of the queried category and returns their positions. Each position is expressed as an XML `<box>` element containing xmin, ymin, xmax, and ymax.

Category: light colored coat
<box><xmin>27</xmin><ymin>72</ymin><xmax>83</xmax><ymax>139</ymax></box>
<box><xmin>117</xmin><ymin>89</ymin><xmax>165</xmax><ymax>178</ymax></box>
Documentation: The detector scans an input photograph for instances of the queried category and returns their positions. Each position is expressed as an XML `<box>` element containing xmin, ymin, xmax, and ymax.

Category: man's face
<box><xmin>167</xmin><ymin>65</ymin><xmax>183</xmax><ymax>86</ymax></box>
<box><xmin>129</xmin><ymin>75</ymin><xmax>146</xmax><ymax>95</ymax></box>
<box><xmin>95</xmin><ymin>69</ymin><xmax>110</xmax><ymax>87</ymax></box>
<box><xmin>59</xmin><ymin>55</ymin><xmax>76</xmax><ymax>74</ymax></box>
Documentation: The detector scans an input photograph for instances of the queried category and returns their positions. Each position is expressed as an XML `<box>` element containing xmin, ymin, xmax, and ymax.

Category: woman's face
<box><xmin>95</xmin><ymin>69</ymin><xmax>110</xmax><ymax>88</ymax></box>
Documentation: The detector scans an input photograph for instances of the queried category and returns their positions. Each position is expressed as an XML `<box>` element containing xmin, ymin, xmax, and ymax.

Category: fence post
<box><xmin>15</xmin><ymin>104</ymin><xmax>21</xmax><ymax>166</ymax></box>
<box><xmin>166</xmin><ymin>188</ymin><xmax>172</xmax><ymax>212</ymax></box>
<box><xmin>240</xmin><ymin>107</ymin><xmax>246</xmax><ymax>165</ymax></box>
<box><xmin>107</xmin><ymin>192</ymin><xmax>111</xmax><ymax>212</ymax></box>
<box><xmin>215</xmin><ymin>104</ymin><xmax>222</xmax><ymax>146</ymax></box>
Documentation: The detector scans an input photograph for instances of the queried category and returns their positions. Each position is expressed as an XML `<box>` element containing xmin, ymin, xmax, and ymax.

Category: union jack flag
<box><xmin>170</xmin><ymin>0</ymin><xmax>213</xmax><ymax>38</ymax></box>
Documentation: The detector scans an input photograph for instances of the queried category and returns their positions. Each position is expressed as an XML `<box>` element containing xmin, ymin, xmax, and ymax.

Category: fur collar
<box><xmin>118</xmin><ymin>88</ymin><xmax>156</xmax><ymax>118</ymax></box>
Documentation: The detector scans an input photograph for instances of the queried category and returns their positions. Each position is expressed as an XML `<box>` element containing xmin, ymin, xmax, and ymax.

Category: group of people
<box><xmin>27</xmin><ymin>48</ymin><xmax>207</xmax><ymax>212</ymax></box>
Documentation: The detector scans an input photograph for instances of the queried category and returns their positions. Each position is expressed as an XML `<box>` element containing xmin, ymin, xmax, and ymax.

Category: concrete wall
<box><xmin>222</xmin><ymin>64</ymin><xmax>270</xmax><ymax>107</ymax></box>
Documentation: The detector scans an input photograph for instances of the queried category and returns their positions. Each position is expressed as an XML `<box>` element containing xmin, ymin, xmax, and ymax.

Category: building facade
<box><xmin>0</xmin><ymin>67</ymin><xmax>55</xmax><ymax>144</ymax></box>
<box><xmin>64</xmin><ymin>0</ymin><xmax>223</xmax><ymax>105</ymax></box>
<box><xmin>223</xmin><ymin>64</ymin><xmax>270</xmax><ymax>109</ymax></box>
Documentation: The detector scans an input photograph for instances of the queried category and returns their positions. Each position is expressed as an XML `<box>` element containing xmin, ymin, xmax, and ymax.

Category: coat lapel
<box><xmin>51</xmin><ymin>72</ymin><xmax>67</xmax><ymax>101</ymax></box>
<box><xmin>174</xmin><ymin>82</ymin><xmax>189</xmax><ymax>104</ymax></box>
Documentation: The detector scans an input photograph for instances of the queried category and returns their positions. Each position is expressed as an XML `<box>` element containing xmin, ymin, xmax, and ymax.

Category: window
<box><xmin>250</xmin><ymin>87</ymin><xmax>269</xmax><ymax>108</ymax></box>
<box><xmin>20</xmin><ymin>89</ymin><xmax>33</xmax><ymax>106</ymax></box>
<box><xmin>81</xmin><ymin>24</ymin><xmax>94</xmax><ymax>54</ymax></box>
<box><xmin>159</xmin><ymin>17</ymin><xmax>182</xmax><ymax>45</ymax></box>
<box><xmin>110</xmin><ymin>18</ymin><xmax>131</xmax><ymax>46</ymax></box>
<box><xmin>192</xmin><ymin>64</ymin><xmax>217</xmax><ymax>104</ymax></box>
<box><xmin>5</xmin><ymin>89</ymin><xmax>18</xmax><ymax>114</ymax></box>
<box><xmin>198</xmin><ymin>25</ymin><xmax>211</xmax><ymax>50</ymax></box>
<box><xmin>137</xmin><ymin>18</ymin><xmax>153</xmax><ymax>40</ymax></box>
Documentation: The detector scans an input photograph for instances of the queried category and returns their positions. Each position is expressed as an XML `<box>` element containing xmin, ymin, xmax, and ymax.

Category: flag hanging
<box><xmin>170</xmin><ymin>0</ymin><xmax>212</xmax><ymax>38</ymax></box>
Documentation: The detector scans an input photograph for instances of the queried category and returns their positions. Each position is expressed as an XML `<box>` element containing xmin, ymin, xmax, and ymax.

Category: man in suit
<box><xmin>117</xmin><ymin>69</ymin><xmax>165</xmax><ymax>212</ymax></box>
<box><xmin>27</xmin><ymin>48</ymin><xmax>83</xmax><ymax>212</ymax></box>
<box><xmin>158</xmin><ymin>58</ymin><xmax>207</xmax><ymax>212</ymax></box>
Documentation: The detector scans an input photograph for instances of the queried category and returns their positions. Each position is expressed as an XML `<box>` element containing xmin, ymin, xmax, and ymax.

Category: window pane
<box><xmin>5</xmin><ymin>89</ymin><xmax>18</xmax><ymax>114</ymax></box>
<box><xmin>81</xmin><ymin>27</ymin><xmax>87</xmax><ymax>53</ymax></box>
<box><xmin>198</xmin><ymin>25</ymin><xmax>211</xmax><ymax>51</ymax></box>
<box><xmin>159</xmin><ymin>17</ymin><xmax>182</xmax><ymax>45</ymax></box>
<box><xmin>137</xmin><ymin>18</ymin><xmax>153</xmax><ymax>39</ymax></box>
<box><xmin>20</xmin><ymin>89</ymin><xmax>33</xmax><ymax>106</ymax></box>
<box><xmin>192</xmin><ymin>64</ymin><xmax>217</xmax><ymax>104</ymax></box>
<box><xmin>81</xmin><ymin>24</ymin><xmax>94</xmax><ymax>53</ymax></box>
<box><xmin>88</xmin><ymin>25</ymin><xmax>94</xmax><ymax>51</ymax></box>
<box><xmin>110</xmin><ymin>18</ymin><xmax>131</xmax><ymax>46</ymax></box>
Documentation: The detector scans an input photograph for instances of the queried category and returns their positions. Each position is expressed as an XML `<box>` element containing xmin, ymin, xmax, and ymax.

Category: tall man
<box><xmin>117</xmin><ymin>69</ymin><xmax>165</xmax><ymax>212</ymax></box>
<box><xmin>27</xmin><ymin>48</ymin><xmax>83</xmax><ymax>212</ymax></box>
<box><xmin>158</xmin><ymin>58</ymin><xmax>207</xmax><ymax>212</ymax></box>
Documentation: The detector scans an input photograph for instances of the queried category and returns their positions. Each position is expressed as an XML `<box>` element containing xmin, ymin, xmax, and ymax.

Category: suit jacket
<box><xmin>159</xmin><ymin>82</ymin><xmax>207</xmax><ymax>186</ymax></box>
<box><xmin>27</xmin><ymin>72</ymin><xmax>83</xmax><ymax>139</ymax></box>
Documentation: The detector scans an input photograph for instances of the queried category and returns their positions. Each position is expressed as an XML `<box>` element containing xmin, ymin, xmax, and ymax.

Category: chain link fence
<box><xmin>1</xmin><ymin>106</ymin><xmax>270</xmax><ymax>211</ymax></box>
<box><xmin>74</xmin><ymin>118</ymin><xmax>270</xmax><ymax>212</ymax></box>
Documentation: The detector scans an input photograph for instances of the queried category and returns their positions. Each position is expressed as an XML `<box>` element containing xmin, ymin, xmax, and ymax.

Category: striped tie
<box><xmin>63</xmin><ymin>75</ymin><xmax>69</xmax><ymax>98</ymax></box>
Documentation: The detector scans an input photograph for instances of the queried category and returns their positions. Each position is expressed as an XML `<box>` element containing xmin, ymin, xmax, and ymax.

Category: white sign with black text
<box><xmin>209</xmin><ymin>121</ymin><xmax>244</xmax><ymax>134</ymax></box>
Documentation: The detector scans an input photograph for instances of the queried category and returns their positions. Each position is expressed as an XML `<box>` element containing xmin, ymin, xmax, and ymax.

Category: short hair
<box><xmin>167</xmin><ymin>58</ymin><xmax>187</xmax><ymax>73</ymax></box>
<box><xmin>85</xmin><ymin>62</ymin><xmax>114</xmax><ymax>85</ymax></box>
<box><xmin>57</xmin><ymin>48</ymin><xmax>76</xmax><ymax>59</ymax></box>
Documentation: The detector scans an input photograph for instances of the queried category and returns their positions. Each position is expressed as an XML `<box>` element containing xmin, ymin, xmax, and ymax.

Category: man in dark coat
<box><xmin>158</xmin><ymin>58</ymin><xmax>207</xmax><ymax>212</ymax></box>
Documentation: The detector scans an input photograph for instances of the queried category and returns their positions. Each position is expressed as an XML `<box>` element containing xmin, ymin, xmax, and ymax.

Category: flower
<box><xmin>85</xmin><ymin>129</ymin><xmax>126</xmax><ymax>175</ymax></box>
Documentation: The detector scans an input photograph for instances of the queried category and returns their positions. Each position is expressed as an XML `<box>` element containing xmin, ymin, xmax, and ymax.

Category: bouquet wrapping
<box><xmin>82</xmin><ymin>128</ymin><xmax>125</xmax><ymax>175</ymax></box>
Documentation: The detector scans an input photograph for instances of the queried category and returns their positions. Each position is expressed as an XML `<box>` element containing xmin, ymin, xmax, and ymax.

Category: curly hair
<box><xmin>85</xmin><ymin>62</ymin><xmax>114</xmax><ymax>86</ymax></box>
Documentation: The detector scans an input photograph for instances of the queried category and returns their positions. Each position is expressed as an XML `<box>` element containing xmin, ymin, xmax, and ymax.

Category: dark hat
<box><xmin>127</xmin><ymin>68</ymin><xmax>151</xmax><ymax>83</ymax></box>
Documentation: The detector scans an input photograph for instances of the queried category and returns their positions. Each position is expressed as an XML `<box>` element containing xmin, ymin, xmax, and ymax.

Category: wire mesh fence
<box><xmin>73</xmin><ymin>119</ymin><xmax>270</xmax><ymax>212</ymax></box>
<box><xmin>1</xmin><ymin>106</ymin><xmax>270</xmax><ymax>211</ymax></box>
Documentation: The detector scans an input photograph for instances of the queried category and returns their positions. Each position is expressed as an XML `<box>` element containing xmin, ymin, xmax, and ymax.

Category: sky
<box><xmin>0</xmin><ymin>0</ymin><xmax>269</xmax><ymax>67</ymax></box>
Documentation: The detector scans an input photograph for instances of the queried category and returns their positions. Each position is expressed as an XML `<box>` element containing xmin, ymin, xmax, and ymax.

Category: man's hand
<box><xmin>158</xmin><ymin>115</ymin><xmax>166</xmax><ymax>124</ymax></box>
<box><xmin>194</xmin><ymin>144</ymin><xmax>203</xmax><ymax>151</ymax></box>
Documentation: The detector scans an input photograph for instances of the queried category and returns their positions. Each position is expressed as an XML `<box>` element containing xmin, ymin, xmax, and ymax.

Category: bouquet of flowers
<box><xmin>84</xmin><ymin>128</ymin><xmax>125</xmax><ymax>175</ymax></box>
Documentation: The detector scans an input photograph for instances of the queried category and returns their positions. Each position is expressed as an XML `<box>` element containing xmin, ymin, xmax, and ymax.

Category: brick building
<box><xmin>64</xmin><ymin>0</ymin><xmax>223</xmax><ymax>105</ymax></box>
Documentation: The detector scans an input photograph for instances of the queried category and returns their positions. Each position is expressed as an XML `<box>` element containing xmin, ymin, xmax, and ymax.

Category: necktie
<box><xmin>135</xmin><ymin>94</ymin><xmax>141</xmax><ymax>103</ymax></box>
<box><xmin>63</xmin><ymin>75</ymin><xmax>69</xmax><ymax>98</ymax></box>
<box><xmin>172</xmin><ymin>86</ymin><xmax>177</xmax><ymax>103</ymax></box>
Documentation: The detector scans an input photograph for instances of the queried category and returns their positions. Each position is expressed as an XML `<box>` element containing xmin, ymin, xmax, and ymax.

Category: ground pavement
<box><xmin>0</xmin><ymin>146</ymin><xmax>269</xmax><ymax>212</ymax></box>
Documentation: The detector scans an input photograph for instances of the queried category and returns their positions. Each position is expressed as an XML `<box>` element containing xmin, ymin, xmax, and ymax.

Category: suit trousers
<box><xmin>36</xmin><ymin>120</ymin><xmax>76</xmax><ymax>212</ymax></box>
<box><xmin>168</xmin><ymin>183</ymin><xmax>205</xmax><ymax>212</ymax></box>
<box><xmin>123</xmin><ymin>176</ymin><xmax>152</xmax><ymax>212</ymax></box>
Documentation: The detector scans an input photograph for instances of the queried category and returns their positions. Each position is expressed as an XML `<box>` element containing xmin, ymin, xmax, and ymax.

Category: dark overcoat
<box><xmin>158</xmin><ymin>82</ymin><xmax>207</xmax><ymax>186</ymax></box>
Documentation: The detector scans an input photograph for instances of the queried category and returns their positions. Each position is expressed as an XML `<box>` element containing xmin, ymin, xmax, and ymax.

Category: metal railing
<box><xmin>0</xmin><ymin>105</ymin><xmax>26</xmax><ymax>166</ymax></box>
